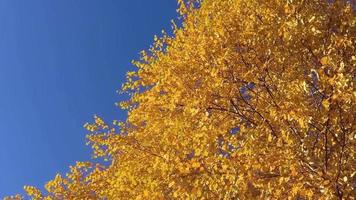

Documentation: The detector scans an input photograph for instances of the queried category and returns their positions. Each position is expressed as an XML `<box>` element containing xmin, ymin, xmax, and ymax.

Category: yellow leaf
<box><xmin>322</xmin><ymin>99</ymin><xmax>330</xmax><ymax>109</ymax></box>
<box><xmin>343</xmin><ymin>176</ymin><xmax>348</xmax><ymax>182</ymax></box>
<box><xmin>320</xmin><ymin>56</ymin><xmax>330</xmax><ymax>65</ymax></box>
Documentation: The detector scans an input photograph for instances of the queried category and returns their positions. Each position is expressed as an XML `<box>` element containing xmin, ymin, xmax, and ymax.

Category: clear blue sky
<box><xmin>0</xmin><ymin>0</ymin><xmax>177</xmax><ymax>197</ymax></box>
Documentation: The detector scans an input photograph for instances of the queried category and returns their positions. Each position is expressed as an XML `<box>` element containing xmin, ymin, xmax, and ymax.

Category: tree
<box><xmin>6</xmin><ymin>0</ymin><xmax>355</xmax><ymax>199</ymax></box>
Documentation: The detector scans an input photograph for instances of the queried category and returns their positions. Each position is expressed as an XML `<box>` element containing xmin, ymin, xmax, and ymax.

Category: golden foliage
<box><xmin>7</xmin><ymin>0</ymin><xmax>355</xmax><ymax>199</ymax></box>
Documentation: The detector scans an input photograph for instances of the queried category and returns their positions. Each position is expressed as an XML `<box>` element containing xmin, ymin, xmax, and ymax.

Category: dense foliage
<box><xmin>6</xmin><ymin>0</ymin><xmax>355</xmax><ymax>199</ymax></box>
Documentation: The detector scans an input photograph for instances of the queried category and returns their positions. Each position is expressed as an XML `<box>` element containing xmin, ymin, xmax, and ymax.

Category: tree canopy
<box><xmin>6</xmin><ymin>0</ymin><xmax>355</xmax><ymax>199</ymax></box>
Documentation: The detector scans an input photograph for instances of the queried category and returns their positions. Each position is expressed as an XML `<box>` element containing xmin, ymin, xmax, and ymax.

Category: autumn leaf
<box><xmin>7</xmin><ymin>0</ymin><xmax>355</xmax><ymax>199</ymax></box>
